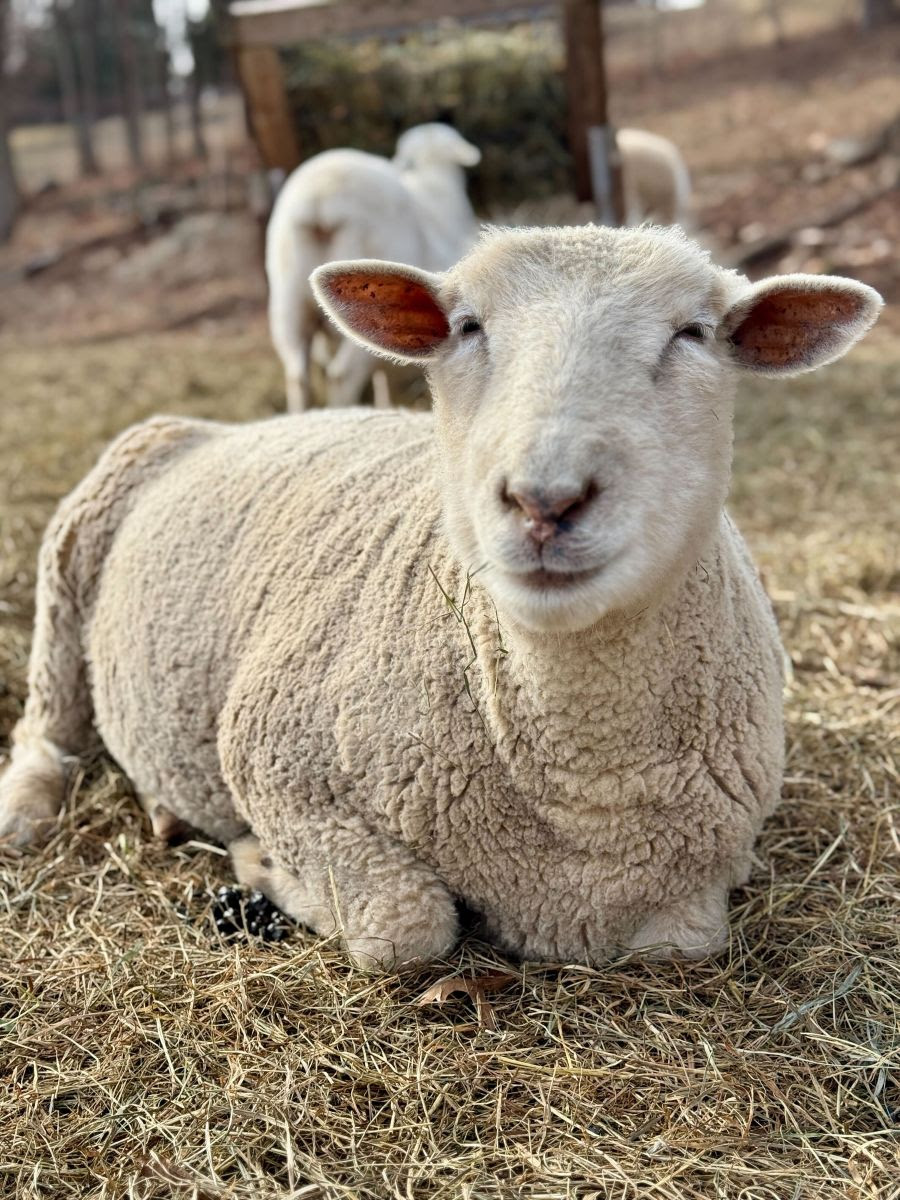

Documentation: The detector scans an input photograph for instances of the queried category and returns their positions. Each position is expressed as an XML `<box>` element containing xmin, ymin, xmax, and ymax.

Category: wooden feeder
<box><xmin>227</xmin><ymin>0</ymin><xmax>625</xmax><ymax>225</ymax></box>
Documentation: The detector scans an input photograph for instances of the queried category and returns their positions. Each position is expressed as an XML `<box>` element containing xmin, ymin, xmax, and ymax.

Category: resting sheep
<box><xmin>266</xmin><ymin>123</ymin><xmax>480</xmax><ymax>412</ymax></box>
<box><xmin>0</xmin><ymin>225</ymin><xmax>881</xmax><ymax>969</ymax></box>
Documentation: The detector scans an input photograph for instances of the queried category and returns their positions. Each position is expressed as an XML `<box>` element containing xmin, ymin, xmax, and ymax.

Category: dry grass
<box><xmin>9</xmin><ymin>94</ymin><xmax>246</xmax><ymax>192</ymax></box>
<box><xmin>1</xmin><ymin>327</ymin><xmax>898</xmax><ymax>1198</ymax></box>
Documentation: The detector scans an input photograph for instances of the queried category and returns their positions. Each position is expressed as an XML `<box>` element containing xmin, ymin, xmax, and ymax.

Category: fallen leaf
<box><xmin>415</xmin><ymin>971</ymin><xmax>517</xmax><ymax>1029</ymax></box>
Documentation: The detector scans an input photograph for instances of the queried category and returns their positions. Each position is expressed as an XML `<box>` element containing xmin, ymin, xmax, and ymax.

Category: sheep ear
<box><xmin>723</xmin><ymin>274</ymin><xmax>882</xmax><ymax>376</ymax></box>
<box><xmin>453</xmin><ymin>138</ymin><xmax>482</xmax><ymax>167</ymax></box>
<box><xmin>311</xmin><ymin>260</ymin><xmax>450</xmax><ymax>363</ymax></box>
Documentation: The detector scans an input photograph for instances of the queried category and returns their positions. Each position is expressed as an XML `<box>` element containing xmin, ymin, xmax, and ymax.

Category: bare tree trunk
<box><xmin>72</xmin><ymin>0</ymin><xmax>101</xmax><ymax>174</ymax></box>
<box><xmin>0</xmin><ymin>0</ymin><xmax>20</xmax><ymax>242</ymax></box>
<box><xmin>766</xmin><ymin>0</ymin><xmax>787</xmax><ymax>48</ymax></box>
<box><xmin>138</xmin><ymin>0</ymin><xmax>176</xmax><ymax>164</ymax></box>
<box><xmin>110</xmin><ymin>0</ymin><xmax>144</xmax><ymax>169</ymax></box>
<box><xmin>189</xmin><ymin>64</ymin><xmax>208</xmax><ymax>160</ymax></box>
<box><xmin>52</xmin><ymin>0</ymin><xmax>79</xmax><ymax>126</ymax></box>
<box><xmin>158</xmin><ymin>48</ymin><xmax>177</xmax><ymax>165</ymax></box>
<box><xmin>0</xmin><ymin>129</ymin><xmax>17</xmax><ymax>242</ymax></box>
<box><xmin>862</xmin><ymin>0</ymin><xmax>898</xmax><ymax>26</ymax></box>
<box><xmin>649</xmin><ymin>0</ymin><xmax>665</xmax><ymax>75</ymax></box>
<box><xmin>53</xmin><ymin>0</ymin><xmax>98</xmax><ymax>177</ymax></box>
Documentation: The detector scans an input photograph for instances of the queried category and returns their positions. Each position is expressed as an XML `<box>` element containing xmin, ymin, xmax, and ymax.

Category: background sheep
<box><xmin>266</xmin><ymin>123</ymin><xmax>480</xmax><ymax>412</ymax></box>
<box><xmin>0</xmin><ymin>225</ymin><xmax>881</xmax><ymax>970</ymax></box>
<box><xmin>618</xmin><ymin>127</ymin><xmax>692</xmax><ymax>227</ymax></box>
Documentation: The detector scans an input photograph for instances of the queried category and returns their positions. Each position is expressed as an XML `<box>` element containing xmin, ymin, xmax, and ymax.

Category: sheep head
<box><xmin>312</xmin><ymin>225</ymin><xmax>882</xmax><ymax>634</ymax></box>
<box><xmin>393</xmin><ymin>123</ymin><xmax>482</xmax><ymax>171</ymax></box>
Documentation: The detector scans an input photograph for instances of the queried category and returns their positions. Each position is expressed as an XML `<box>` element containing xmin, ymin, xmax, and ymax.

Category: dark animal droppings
<box><xmin>210</xmin><ymin>885</ymin><xmax>293</xmax><ymax>944</ymax></box>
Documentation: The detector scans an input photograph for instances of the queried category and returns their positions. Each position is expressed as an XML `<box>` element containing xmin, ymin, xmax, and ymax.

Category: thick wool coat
<box><xmin>24</xmin><ymin>407</ymin><xmax>783</xmax><ymax>961</ymax></box>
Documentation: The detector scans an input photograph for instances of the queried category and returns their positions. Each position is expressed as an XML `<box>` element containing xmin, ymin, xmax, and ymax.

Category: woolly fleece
<box><xmin>7</xmin><ymin>406</ymin><xmax>782</xmax><ymax>964</ymax></box>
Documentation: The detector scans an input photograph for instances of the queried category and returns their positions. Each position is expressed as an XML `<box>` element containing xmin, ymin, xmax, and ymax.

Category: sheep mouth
<box><xmin>515</xmin><ymin>566</ymin><xmax>600</xmax><ymax>591</ymax></box>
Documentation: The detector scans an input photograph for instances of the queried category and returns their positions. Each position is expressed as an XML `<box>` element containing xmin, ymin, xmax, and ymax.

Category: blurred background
<box><xmin>0</xmin><ymin>0</ymin><xmax>897</xmax><ymax>351</ymax></box>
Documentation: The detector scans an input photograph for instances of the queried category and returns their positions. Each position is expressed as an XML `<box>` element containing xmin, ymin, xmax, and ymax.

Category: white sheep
<box><xmin>0</xmin><ymin>225</ymin><xmax>881</xmax><ymax>970</ymax></box>
<box><xmin>266</xmin><ymin>123</ymin><xmax>480</xmax><ymax>412</ymax></box>
<box><xmin>618</xmin><ymin>127</ymin><xmax>692</xmax><ymax>228</ymax></box>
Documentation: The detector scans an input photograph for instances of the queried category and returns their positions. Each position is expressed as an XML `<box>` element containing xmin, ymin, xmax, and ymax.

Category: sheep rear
<box><xmin>0</xmin><ymin>417</ymin><xmax>205</xmax><ymax>847</ymax></box>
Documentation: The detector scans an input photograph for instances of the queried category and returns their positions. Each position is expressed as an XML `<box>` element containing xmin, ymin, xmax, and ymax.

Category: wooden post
<box><xmin>562</xmin><ymin>0</ymin><xmax>625</xmax><ymax>225</ymax></box>
<box><xmin>234</xmin><ymin>45</ymin><xmax>301</xmax><ymax>173</ymax></box>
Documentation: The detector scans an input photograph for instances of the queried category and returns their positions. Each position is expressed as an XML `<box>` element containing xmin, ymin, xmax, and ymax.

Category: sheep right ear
<box><xmin>311</xmin><ymin>260</ymin><xmax>450</xmax><ymax>363</ymax></box>
<box><xmin>722</xmin><ymin>274</ymin><xmax>883</xmax><ymax>376</ymax></box>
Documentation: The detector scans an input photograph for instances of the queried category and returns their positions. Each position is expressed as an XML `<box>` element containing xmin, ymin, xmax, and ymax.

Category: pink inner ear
<box><xmin>729</xmin><ymin>288</ymin><xmax>863</xmax><ymax>369</ymax></box>
<box><xmin>326</xmin><ymin>271</ymin><xmax>449</xmax><ymax>356</ymax></box>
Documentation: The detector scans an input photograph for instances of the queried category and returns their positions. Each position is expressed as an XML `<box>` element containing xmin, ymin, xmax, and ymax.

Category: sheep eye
<box><xmin>675</xmin><ymin>322</ymin><xmax>708</xmax><ymax>342</ymax></box>
<box><xmin>459</xmin><ymin>317</ymin><xmax>482</xmax><ymax>337</ymax></box>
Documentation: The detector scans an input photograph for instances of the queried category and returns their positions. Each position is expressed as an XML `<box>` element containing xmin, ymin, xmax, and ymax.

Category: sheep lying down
<box><xmin>0</xmin><ymin>225</ymin><xmax>881</xmax><ymax>968</ymax></box>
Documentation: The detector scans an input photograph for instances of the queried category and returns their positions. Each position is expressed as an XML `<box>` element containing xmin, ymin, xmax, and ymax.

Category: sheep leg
<box><xmin>228</xmin><ymin>829</ymin><xmax>459</xmax><ymax>970</ymax></box>
<box><xmin>268</xmin><ymin>269</ymin><xmax>314</xmax><ymax>413</ymax></box>
<box><xmin>0</xmin><ymin>523</ymin><xmax>94</xmax><ymax>848</ymax></box>
<box><xmin>285</xmin><ymin>371</ymin><xmax>308</xmax><ymax>415</ymax></box>
<box><xmin>0</xmin><ymin>731</ymin><xmax>68</xmax><ymax>849</ymax></box>
<box><xmin>325</xmin><ymin>338</ymin><xmax>373</xmax><ymax>408</ymax></box>
<box><xmin>626</xmin><ymin>879</ymin><xmax>730</xmax><ymax>960</ymax></box>
<box><xmin>141</xmin><ymin>797</ymin><xmax>195</xmax><ymax>844</ymax></box>
<box><xmin>371</xmin><ymin>368</ymin><xmax>392</xmax><ymax>410</ymax></box>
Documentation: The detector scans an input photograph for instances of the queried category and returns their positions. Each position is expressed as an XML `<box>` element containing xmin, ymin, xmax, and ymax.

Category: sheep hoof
<box><xmin>0</xmin><ymin>738</ymin><xmax>66</xmax><ymax>849</ymax></box>
<box><xmin>228</xmin><ymin>833</ymin><xmax>459</xmax><ymax>970</ymax></box>
<box><xmin>343</xmin><ymin>889</ymin><xmax>459</xmax><ymax>972</ymax></box>
<box><xmin>147</xmin><ymin>801</ymin><xmax>194</xmax><ymax>845</ymax></box>
<box><xmin>627</xmin><ymin>883</ymin><xmax>729</xmax><ymax>961</ymax></box>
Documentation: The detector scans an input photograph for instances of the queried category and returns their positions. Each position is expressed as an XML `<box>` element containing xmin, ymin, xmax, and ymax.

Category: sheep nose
<box><xmin>503</xmin><ymin>483</ymin><xmax>595</xmax><ymax>544</ymax></box>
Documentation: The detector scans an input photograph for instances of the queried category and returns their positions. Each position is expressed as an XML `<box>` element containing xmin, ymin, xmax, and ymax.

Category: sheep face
<box><xmin>393</xmin><ymin>123</ymin><xmax>482</xmax><ymax>170</ymax></box>
<box><xmin>430</xmin><ymin>228</ymin><xmax>740</xmax><ymax>633</ymax></box>
<box><xmin>312</xmin><ymin>225</ymin><xmax>882</xmax><ymax>634</ymax></box>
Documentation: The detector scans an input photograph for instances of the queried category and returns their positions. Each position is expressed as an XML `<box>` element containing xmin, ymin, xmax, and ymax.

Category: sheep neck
<box><xmin>405</xmin><ymin>166</ymin><xmax>474</xmax><ymax>265</ymax></box>
<box><xmin>472</xmin><ymin>535</ymin><xmax>728</xmax><ymax>781</ymax></box>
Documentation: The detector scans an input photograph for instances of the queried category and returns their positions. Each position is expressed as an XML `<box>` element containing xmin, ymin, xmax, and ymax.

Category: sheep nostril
<box><xmin>556</xmin><ymin>480</ymin><xmax>598</xmax><ymax>524</ymax></box>
<box><xmin>508</xmin><ymin>485</ymin><xmax>595</xmax><ymax>522</ymax></box>
<box><xmin>506</xmin><ymin>482</ymin><xmax>597</xmax><ymax>543</ymax></box>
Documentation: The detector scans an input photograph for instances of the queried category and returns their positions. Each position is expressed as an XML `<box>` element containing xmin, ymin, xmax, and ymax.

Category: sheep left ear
<box><xmin>311</xmin><ymin>260</ymin><xmax>450</xmax><ymax>363</ymax></box>
<box><xmin>722</xmin><ymin>274</ymin><xmax>882</xmax><ymax>376</ymax></box>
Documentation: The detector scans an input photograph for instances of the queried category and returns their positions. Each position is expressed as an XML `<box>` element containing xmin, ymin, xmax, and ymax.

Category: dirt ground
<box><xmin>1</xmin><ymin>11</ymin><xmax>898</xmax><ymax>1200</ymax></box>
<box><xmin>8</xmin><ymin>93</ymin><xmax>247</xmax><ymax>194</ymax></box>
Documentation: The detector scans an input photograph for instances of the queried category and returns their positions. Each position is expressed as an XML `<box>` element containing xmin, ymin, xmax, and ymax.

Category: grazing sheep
<box><xmin>266</xmin><ymin>123</ymin><xmax>480</xmax><ymax>412</ymax></box>
<box><xmin>618</xmin><ymin>128</ymin><xmax>692</xmax><ymax>228</ymax></box>
<box><xmin>0</xmin><ymin>226</ymin><xmax>881</xmax><ymax>970</ymax></box>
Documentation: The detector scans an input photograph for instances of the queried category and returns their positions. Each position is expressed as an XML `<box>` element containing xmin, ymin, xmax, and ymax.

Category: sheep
<box><xmin>0</xmin><ymin>225</ymin><xmax>882</xmax><ymax>970</ymax></box>
<box><xmin>266</xmin><ymin>123</ymin><xmax>480</xmax><ymax>412</ymax></box>
<box><xmin>618</xmin><ymin>128</ymin><xmax>692</xmax><ymax>228</ymax></box>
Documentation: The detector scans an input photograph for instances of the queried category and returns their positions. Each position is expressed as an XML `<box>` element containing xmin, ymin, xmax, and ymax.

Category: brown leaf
<box><xmin>415</xmin><ymin>971</ymin><xmax>517</xmax><ymax>1029</ymax></box>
